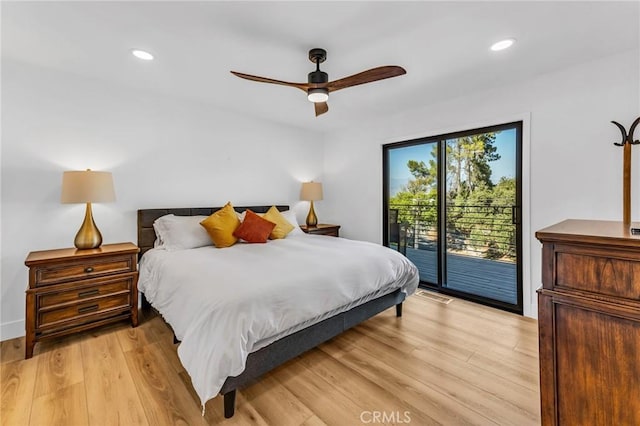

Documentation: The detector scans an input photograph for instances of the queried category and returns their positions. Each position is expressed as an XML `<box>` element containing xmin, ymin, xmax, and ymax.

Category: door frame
<box><xmin>383</xmin><ymin>118</ymin><xmax>529</xmax><ymax>315</ymax></box>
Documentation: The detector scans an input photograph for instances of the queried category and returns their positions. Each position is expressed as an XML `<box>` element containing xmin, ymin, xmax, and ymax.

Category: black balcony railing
<box><xmin>389</xmin><ymin>202</ymin><xmax>516</xmax><ymax>262</ymax></box>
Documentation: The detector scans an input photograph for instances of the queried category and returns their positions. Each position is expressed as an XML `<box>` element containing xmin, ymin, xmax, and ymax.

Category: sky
<box><xmin>388</xmin><ymin>128</ymin><xmax>517</xmax><ymax>196</ymax></box>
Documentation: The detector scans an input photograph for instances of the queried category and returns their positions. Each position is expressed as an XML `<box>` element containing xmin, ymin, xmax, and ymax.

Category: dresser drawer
<box><xmin>38</xmin><ymin>293</ymin><xmax>131</xmax><ymax>329</ymax></box>
<box><xmin>33</xmin><ymin>254</ymin><xmax>136</xmax><ymax>287</ymax></box>
<box><xmin>37</xmin><ymin>278</ymin><xmax>132</xmax><ymax>309</ymax></box>
<box><xmin>554</xmin><ymin>245</ymin><xmax>640</xmax><ymax>300</ymax></box>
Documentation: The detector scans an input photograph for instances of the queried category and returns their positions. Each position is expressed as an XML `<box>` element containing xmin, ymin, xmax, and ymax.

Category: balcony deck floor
<box><xmin>405</xmin><ymin>247</ymin><xmax>517</xmax><ymax>304</ymax></box>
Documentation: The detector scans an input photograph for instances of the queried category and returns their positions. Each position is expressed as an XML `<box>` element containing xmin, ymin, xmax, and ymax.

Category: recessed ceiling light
<box><xmin>131</xmin><ymin>49</ymin><xmax>154</xmax><ymax>61</ymax></box>
<box><xmin>490</xmin><ymin>38</ymin><xmax>516</xmax><ymax>52</ymax></box>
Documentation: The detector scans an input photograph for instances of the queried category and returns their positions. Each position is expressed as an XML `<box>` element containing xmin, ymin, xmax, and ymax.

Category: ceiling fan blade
<box><xmin>230</xmin><ymin>71</ymin><xmax>309</xmax><ymax>91</ymax></box>
<box><xmin>314</xmin><ymin>102</ymin><xmax>329</xmax><ymax>117</ymax></box>
<box><xmin>326</xmin><ymin>66</ymin><xmax>406</xmax><ymax>92</ymax></box>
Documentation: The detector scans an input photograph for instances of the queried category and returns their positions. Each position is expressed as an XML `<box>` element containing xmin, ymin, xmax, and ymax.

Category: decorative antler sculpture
<box><xmin>612</xmin><ymin>116</ymin><xmax>640</xmax><ymax>224</ymax></box>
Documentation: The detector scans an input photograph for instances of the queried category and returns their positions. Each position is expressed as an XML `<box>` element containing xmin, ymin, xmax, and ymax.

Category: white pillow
<box><xmin>153</xmin><ymin>214</ymin><xmax>212</xmax><ymax>250</ymax></box>
<box><xmin>281</xmin><ymin>209</ymin><xmax>304</xmax><ymax>236</ymax></box>
<box><xmin>236</xmin><ymin>210</ymin><xmax>264</xmax><ymax>222</ymax></box>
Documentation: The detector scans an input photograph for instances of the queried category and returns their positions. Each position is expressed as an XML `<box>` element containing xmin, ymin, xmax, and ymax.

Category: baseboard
<box><xmin>1</xmin><ymin>319</ymin><xmax>24</xmax><ymax>342</ymax></box>
<box><xmin>524</xmin><ymin>303</ymin><xmax>538</xmax><ymax>319</ymax></box>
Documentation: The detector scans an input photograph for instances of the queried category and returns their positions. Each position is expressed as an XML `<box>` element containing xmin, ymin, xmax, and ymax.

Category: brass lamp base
<box><xmin>74</xmin><ymin>203</ymin><xmax>103</xmax><ymax>249</ymax></box>
<box><xmin>306</xmin><ymin>200</ymin><xmax>318</xmax><ymax>227</ymax></box>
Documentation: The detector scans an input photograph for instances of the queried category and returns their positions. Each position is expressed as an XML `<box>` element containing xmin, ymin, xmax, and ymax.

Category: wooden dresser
<box><xmin>536</xmin><ymin>220</ymin><xmax>640</xmax><ymax>425</ymax></box>
<box><xmin>24</xmin><ymin>242</ymin><xmax>139</xmax><ymax>358</ymax></box>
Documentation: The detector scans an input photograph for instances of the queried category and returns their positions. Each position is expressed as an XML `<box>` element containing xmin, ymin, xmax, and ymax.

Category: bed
<box><xmin>137</xmin><ymin>205</ymin><xmax>419</xmax><ymax>418</ymax></box>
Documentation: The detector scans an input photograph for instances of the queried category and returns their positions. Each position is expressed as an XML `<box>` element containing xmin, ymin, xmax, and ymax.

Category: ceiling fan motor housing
<box><xmin>308</xmin><ymin>70</ymin><xmax>328</xmax><ymax>84</ymax></box>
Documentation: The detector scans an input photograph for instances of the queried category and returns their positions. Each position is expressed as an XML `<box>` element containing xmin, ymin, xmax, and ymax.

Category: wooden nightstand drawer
<box><xmin>38</xmin><ymin>293</ymin><xmax>131</xmax><ymax>329</ymax></box>
<box><xmin>300</xmin><ymin>224</ymin><xmax>341</xmax><ymax>237</ymax></box>
<box><xmin>33</xmin><ymin>254</ymin><xmax>135</xmax><ymax>287</ymax></box>
<box><xmin>37</xmin><ymin>277</ymin><xmax>133</xmax><ymax>309</ymax></box>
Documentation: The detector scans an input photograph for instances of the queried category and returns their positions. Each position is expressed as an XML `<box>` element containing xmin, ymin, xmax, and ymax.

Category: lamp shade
<box><xmin>61</xmin><ymin>170</ymin><xmax>115</xmax><ymax>204</ymax></box>
<box><xmin>300</xmin><ymin>182</ymin><xmax>323</xmax><ymax>201</ymax></box>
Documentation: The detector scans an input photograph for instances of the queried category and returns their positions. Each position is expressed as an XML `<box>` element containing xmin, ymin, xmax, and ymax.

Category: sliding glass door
<box><xmin>383</xmin><ymin>122</ymin><xmax>522</xmax><ymax>313</ymax></box>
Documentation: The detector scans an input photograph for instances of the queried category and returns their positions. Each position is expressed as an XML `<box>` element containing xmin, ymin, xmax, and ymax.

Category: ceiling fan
<box><xmin>231</xmin><ymin>48</ymin><xmax>406</xmax><ymax>117</ymax></box>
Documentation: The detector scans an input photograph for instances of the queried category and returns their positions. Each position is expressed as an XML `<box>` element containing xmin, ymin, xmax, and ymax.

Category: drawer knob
<box><xmin>78</xmin><ymin>304</ymin><xmax>99</xmax><ymax>314</ymax></box>
<box><xmin>84</xmin><ymin>267</ymin><xmax>94</xmax><ymax>273</ymax></box>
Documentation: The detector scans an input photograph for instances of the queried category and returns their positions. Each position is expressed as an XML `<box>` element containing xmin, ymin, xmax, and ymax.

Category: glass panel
<box><xmin>387</xmin><ymin>142</ymin><xmax>438</xmax><ymax>283</ymax></box>
<box><xmin>443</xmin><ymin>128</ymin><xmax>518</xmax><ymax>304</ymax></box>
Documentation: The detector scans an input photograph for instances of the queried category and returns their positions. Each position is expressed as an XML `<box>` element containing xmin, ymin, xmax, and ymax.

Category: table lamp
<box><xmin>300</xmin><ymin>181</ymin><xmax>323</xmax><ymax>227</ymax></box>
<box><xmin>61</xmin><ymin>170</ymin><xmax>115</xmax><ymax>249</ymax></box>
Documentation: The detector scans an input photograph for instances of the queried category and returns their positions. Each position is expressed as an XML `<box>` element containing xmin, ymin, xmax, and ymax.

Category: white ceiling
<box><xmin>3</xmin><ymin>1</ymin><xmax>639</xmax><ymax>132</ymax></box>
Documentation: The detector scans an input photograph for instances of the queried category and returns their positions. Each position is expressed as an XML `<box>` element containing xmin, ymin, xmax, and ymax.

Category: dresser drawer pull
<box><xmin>84</xmin><ymin>267</ymin><xmax>94</xmax><ymax>273</ymax></box>
<box><xmin>78</xmin><ymin>289</ymin><xmax>99</xmax><ymax>298</ymax></box>
<box><xmin>78</xmin><ymin>304</ymin><xmax>99</xmax><ymax>314</ymax></box>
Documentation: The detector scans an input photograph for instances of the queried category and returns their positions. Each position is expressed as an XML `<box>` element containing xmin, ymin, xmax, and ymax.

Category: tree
<box><xmin>389</xmin><ymin>131</ymin><xmax>515</xmax><ymax>260</ymax></box>
<box><xmin>389</xmin><ymin>189</ymin><xmax>437</xmax><ymax>225</ymax></box>
<box><xmin>446</xmin><ymin>133</ymin><xmax>500</xmax><ymax>198</ymax></box>
<box><xmin>489</xmin><ymin>177</ymin><xmax>517</xmax><ymax>259</ymax></box>
<box><xmin>404</xmin><ymin>145</ymin><xmax>438</xmax><ymax>194</ymax></box>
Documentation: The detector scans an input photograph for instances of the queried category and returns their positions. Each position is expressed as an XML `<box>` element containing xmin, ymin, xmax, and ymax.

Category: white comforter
<box><xmin>138</xmin><ymin>234</ymin><xmax>418</xmax><ymax>409</ymax></box>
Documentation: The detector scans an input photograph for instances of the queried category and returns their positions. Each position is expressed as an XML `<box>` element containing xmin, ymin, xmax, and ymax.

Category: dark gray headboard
<box><xmin>137</xmin><ymin>205</ymin><xmax>289</xmax><ymax>258</ymax></box>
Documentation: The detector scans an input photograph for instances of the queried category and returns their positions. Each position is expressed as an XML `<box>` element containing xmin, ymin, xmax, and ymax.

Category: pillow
<box><xmin>263</xmin><ymin>206</ymin><xmax>295</xmax><ymax>239</ymax></box>
<box><xmin>237</xmin><ymin>210</ymin><xmax>264</xmax><ymax>222</ymax></box>
<box><xmin>200</xmin><ymin>202</ymin><xmax>241</xmax><ymax>248</ymax></box>
<box><xmin>153</xmin><ymin>214</ymin><xmax>212</xmax><ymax>250</ymax></box>
<box><xmin>232</xmin><ymin>210</ymin><xmax>276</xmax><ymax>243</ymax></box>
<box><xmin>281</xmin><ymin>209</ymin><xmax>305</xmax><ymax>236</ymax></box>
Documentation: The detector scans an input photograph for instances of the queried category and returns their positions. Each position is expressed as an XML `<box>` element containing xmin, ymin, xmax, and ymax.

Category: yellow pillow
<box><xmin>200</xmin><ymin>202</ymin><xmax>240</xmax><ymax>248</ymax></box>
<box><xmin>263</xmin><ymin>206</ymin><xmax>295</xmax><ymax>239</ymax></box>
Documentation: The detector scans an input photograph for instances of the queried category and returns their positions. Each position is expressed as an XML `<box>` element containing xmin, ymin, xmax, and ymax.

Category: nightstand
<box><xmin>300</xmin><ymin>224</ymin><xmax>341</xmax><ymax>237</ymax></box>
<box><xmin>24</xmin><ymin>242</ymin><xmax>139</xmax><ymax>359</ymax></box>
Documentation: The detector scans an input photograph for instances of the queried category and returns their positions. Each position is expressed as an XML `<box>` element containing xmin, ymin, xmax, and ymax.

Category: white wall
<box><xmin>1</xmin><ymin>60</ymin><xmax>324</xmax><ymax>339</ymax></box>
<box><xmin>321</xmin><ymin>49</ymin><xmax>640</xmax><ymax>317</ymax></box>
<box><xmin>3</xmin><ymin>49</ymin><xmax>639</xmax><ymax>338</ymax></box>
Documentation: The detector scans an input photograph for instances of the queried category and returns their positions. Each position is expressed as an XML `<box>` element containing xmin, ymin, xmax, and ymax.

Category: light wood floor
<box><xmin>1</xmin><ymin>293</ymin><xmax>540</xmax><ymax>425</ymax></box>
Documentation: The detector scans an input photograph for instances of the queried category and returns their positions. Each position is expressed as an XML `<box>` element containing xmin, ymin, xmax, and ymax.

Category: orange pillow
<box><xmin>233</xmin><ymin>210</ymin><xmax>276</xmax><ymax>243</ymax></box>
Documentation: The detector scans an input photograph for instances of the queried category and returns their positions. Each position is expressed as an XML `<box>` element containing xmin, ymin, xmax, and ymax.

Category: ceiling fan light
<box><xmin>307</xmin><ymin>88</ymin><xmax>329</xmax><ymax>103</ymax></box>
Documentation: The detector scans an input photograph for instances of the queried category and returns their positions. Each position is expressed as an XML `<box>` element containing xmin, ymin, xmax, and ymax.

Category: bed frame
<box><xmin>137</xmin><ymin>205</ymin><xmax>405</xmax><ymax>418</ymax></box>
